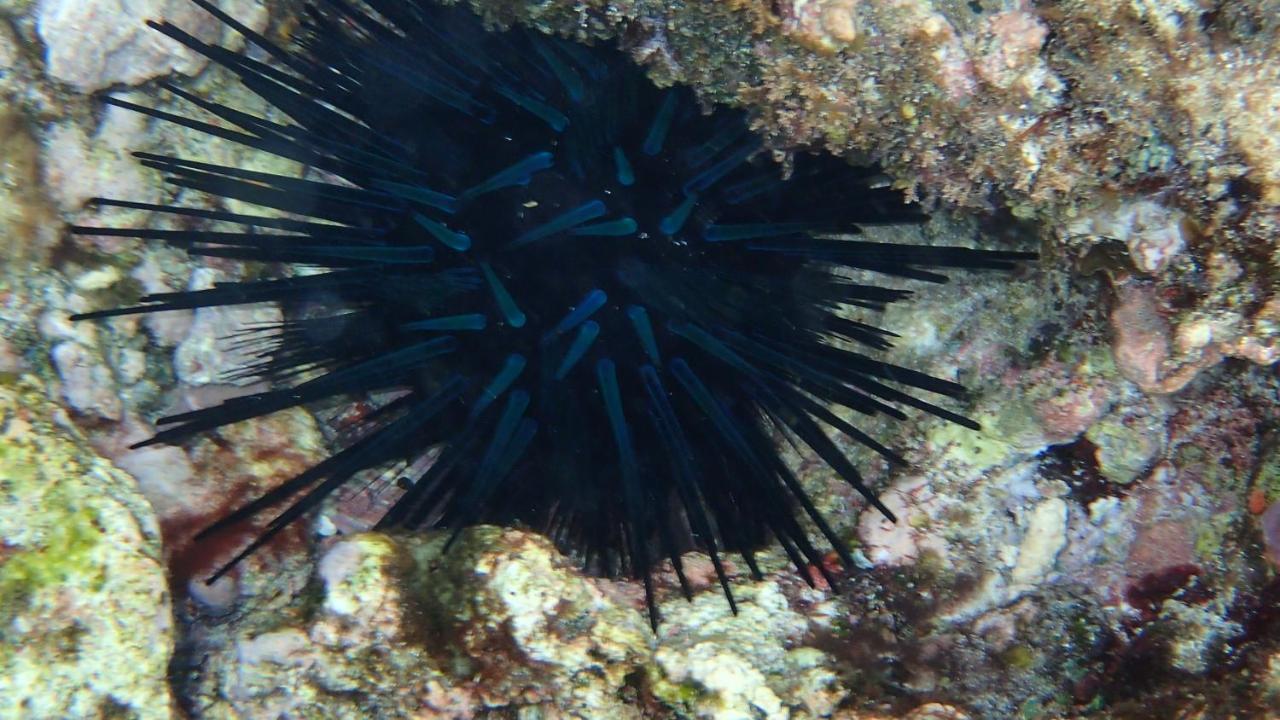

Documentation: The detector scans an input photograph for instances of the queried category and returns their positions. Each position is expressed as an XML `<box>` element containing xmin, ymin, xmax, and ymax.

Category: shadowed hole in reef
<box><xmin>1039</xmin><ymin>437</ymin><xmax>1128</xmax><ymax>508</ymax></box>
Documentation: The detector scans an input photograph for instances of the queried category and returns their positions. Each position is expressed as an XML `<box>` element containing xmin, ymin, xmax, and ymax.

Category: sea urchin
<box><xmin>73</xmin><ymin>0</ymin><xmax>1033</xmax><ymax>627</ymax></box>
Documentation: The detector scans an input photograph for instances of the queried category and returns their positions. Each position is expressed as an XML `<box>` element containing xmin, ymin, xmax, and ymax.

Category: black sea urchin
<box><xmin>73</xmin><ymin>0</ymin><xmax>1032</xmax><ymax>627</ymax></box>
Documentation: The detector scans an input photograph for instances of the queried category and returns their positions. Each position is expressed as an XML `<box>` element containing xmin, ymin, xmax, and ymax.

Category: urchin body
<box><xmin>75</xmin><ymin>0</ymin><xmax>1031</xmax><ymax>626</ymax></box>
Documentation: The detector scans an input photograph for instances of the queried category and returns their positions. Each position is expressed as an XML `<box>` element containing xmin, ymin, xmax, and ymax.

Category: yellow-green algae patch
<box><xmin>0</xmin><ymin>376</ymin><xmax>173</xmax><ymax>719</ymax></box>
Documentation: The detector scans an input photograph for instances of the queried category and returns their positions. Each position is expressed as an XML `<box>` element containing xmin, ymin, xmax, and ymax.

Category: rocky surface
<box><xmin>464</xmin><ymin>0</ymin><xmax>1280</xmax><ymax>394</ymax></box>
<box><xmin>0</xmin><ymin>376</ymin><xmax>174</xmax><ymax>719</ymax></box>
<box><xmin>35</xmin><ymin>0</ymin><xmax>269</xmax><ymax>92</ymax></box>
<box><xmin>0</xmin><ymin>0</ymin><xmax>1275</xmax><ymax>718</ymax></box>
<box><xmin>180</xmin><ymin>529</ymin><xmax>656</xmax><ymax>718</ymax></box>
<box><xmin>0</xmin><ymin>108</ymin><xmax>56</xmax><ymax>269</ymax></box>
<box><xmin>175</xmin><ymin>524</ymin><xmax>1017</xmax><ymax>720</ymax></box>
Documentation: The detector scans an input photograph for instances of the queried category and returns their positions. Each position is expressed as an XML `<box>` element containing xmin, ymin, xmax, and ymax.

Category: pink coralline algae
<box><xmin>973</xmin><ymin>10</ymin><xmax>1056</xmax><ymax>102</ymax></box>
<box><xmin>1263</xmin><ymin>500</ymin><xmax>1280</xmax><ymax>567</ymax></box>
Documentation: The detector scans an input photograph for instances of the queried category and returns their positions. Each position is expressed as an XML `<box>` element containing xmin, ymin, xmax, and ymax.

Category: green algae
<box><xmin>0</xmin><ymin>376</ymin><xmax>173</xmax><ymax>719</ymax></box>
<box><xmin>1252</xmin><ymin>439</ymin><xmax>1280</xmax><ymax>504</ymax></box>
<box><xmin>1085</xmin><ymin>413</ymin><xmax>1163</xmax><ymax>485</ymax></box>
<box><xmin>0</xmin><ymin>405</ymin><xmax>114</xmax><ymax>631</ymax></box>
<box><xmin>1000</xmin><ymin>644</ymin><xmax>1037</xmax><ymax>671</ymax></box>
<box><xmin>930</xmin><ymin>413</ymin><xmax>1021</xmax><ymax>473</ymax></box>
<box><xmin>0</xmin><ymin>504</ymin><xmax>104</xmax><ymax>626</ymax></box>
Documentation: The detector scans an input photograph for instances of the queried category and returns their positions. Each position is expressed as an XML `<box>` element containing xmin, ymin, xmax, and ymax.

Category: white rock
<box><xmin>50</xmin><ymin>340</ymin><xmax>122</xmax><ymax>420</ymax></box>
<box><xmin>36</xmin><ymin>0</ymin><xmax>268</xmax><ymax>92</ymax></box>
<box><xmin>1066</xmin><ymin>199</ymin><xmax>1188</xmax><ymax>275</ymax></box>
<box><xmin>73</xmin><ymin>265</ymin><xmax>122</xmax><ymax>291</ymax></box>
<box><xmin>1010</xmin><ymin>497</ymin><xmax>1068</xmax><ymax>587</ymax></box>
<box><xmin>113</xmin><ymin>442</ymin><xmax>197</xmax><ymax>518</ymax></box>
<box><xmin>41</xmin><ymin>104</ymin><xmax>156</xmax><ymax>213</ymax></box>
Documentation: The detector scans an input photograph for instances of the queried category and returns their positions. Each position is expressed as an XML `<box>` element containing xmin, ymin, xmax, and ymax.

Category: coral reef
<box><xmin>463</xmin><ymin>0</ymin><xmax>1280</xmax><ymax>392</ymax></box>
<box><xmin>0</xmin><ymin>0</ymin><xmax>1275</xmax><ymax>718</ymax></box>
<box><xmin>35</xmin><ymin>0</ymin><xmax>268</xmax><ymax>91</ymax></box>
<box><xmin>179</xmin><ymin>529</ymin><xmax>654</xmax><ymax>718</ymax></box>
<box><xmin>0</xmin><ymin>377</ymin><xmax>174</xmax><ymax>718</ymax></box>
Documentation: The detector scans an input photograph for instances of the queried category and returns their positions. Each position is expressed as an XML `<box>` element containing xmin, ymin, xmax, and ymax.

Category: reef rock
<box><xmin>469</xmin><ymin>0</ymin><xmax>1280</xmax><ymax>389</ymax></box>
<box><xmin>187</xmin><ymin>528</ymin><xmax>654</xmax><ymax>718</ymax></box>
<box><xmin>36</xmin><ymin>0</ymin><xmax>268</xmax><ymax>92</ymax></box>
<box><xmin>0</xmin><ymin>377</ymin><xmax>174</xmax><ymax>719</ymax></box>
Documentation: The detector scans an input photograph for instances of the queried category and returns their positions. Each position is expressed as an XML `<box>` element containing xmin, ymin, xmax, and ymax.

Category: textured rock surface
<box><xmin>654</xmin><ymin>578</ymin><xmax>848</xmax><ymax>719</ymax></box>
<box><xmin>41</xmin><ymin>102</ymin><xmax>160</xmax><ymax>214</ymax></box>
<box><xmin>182</xmin><ymin>526</ymin><xmax>999</xmax><ymax>719</ymax></box>
<box><xmin>36</xmin><ymin>0</ymin><xmax>268</xmax><ymax>92</ymax></box>
<box><xmin>0</xmin><ymin>376</ymin><xmax>174</xmax><ymax>719</ymax></box>
<box><xmin>466</xmin><ymin>0</ymin><xmax>1280</xmax><ymax>390</ymax></box>
<box><xmin>0</xmin><ymin>0</ymin><xmax>1275</xmax><ymax>718</ymax></box>
<box><xmin>0</xmin><ymin>108</ymin><xmax>57</xmax><ymax>269</ymax></box>
<box><xmin>184</xmin><ymin>529</ymin><xmax>655</xmax><ymax>718</ymax></box>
